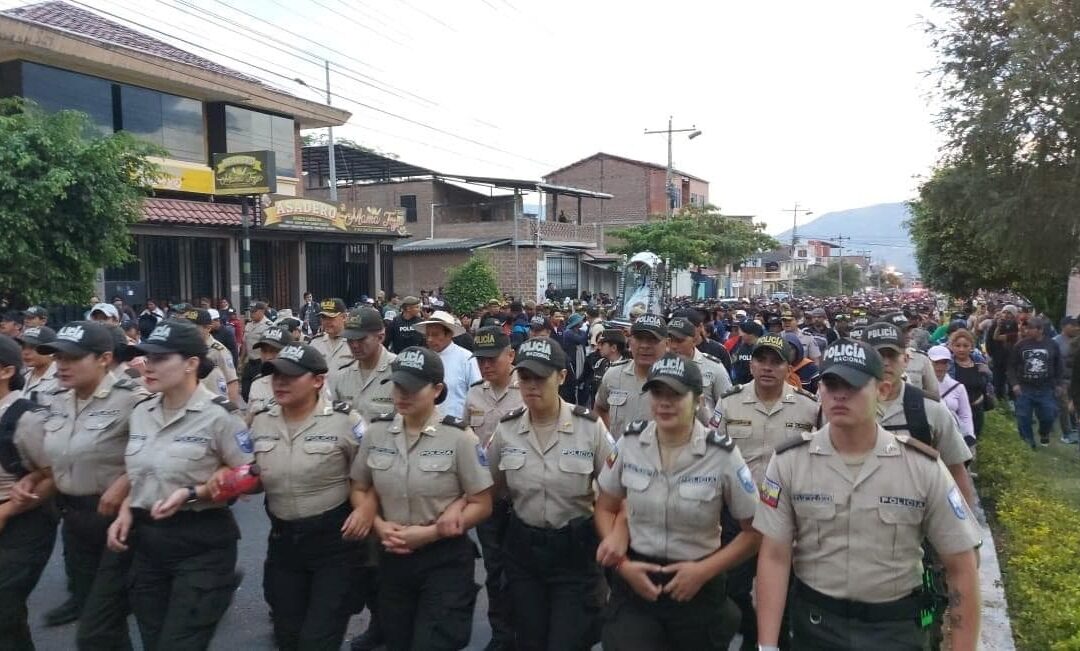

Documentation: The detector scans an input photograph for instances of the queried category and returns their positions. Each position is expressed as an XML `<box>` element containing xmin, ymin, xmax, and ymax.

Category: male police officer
<box><xmin>331</xmin><ymin>307</ymin><xmax>396</xmax><ymax>421</ymax></box>
<box><xmin>881</xmin><ymin>312</ymin><xmax>940</xmax><ymax>399</ymax></box>
<box><xmin>755</xmin><ymin>339</ymin><xmax>981</xmax><ymax>650</ymax></box>
<box><xmin>666</xmin><ymin>315</ymin><xmax>732</xmax><ymax>423</ymax></box>
<box><xmin>595</xmin><ymin>314</ymin><xmax>668</xmax><ymax>438</ymax></box>
<box><xmin>310</xmin><ymin>298</ymin><xmax>354</xmax><ymax>378</ymax></box>
<box><xmin>241</xmin><ymin>301</ymin><xmax>272</xmax><ymax>400</ymax></box>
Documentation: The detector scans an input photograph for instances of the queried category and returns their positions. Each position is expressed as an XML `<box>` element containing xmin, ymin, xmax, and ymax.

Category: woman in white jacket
<box><xmin>929</xmin><ymin>345</ymin><xmax>975</xmax><ymax>446</ymax></box>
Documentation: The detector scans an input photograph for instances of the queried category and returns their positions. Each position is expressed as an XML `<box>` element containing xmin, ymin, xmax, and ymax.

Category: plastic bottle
<box><xmin>212</xmin><ymin>463</ymin><xmax>261</xmax><ymax>502</ymax></box>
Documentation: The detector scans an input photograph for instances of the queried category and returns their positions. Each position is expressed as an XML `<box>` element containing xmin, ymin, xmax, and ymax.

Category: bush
<box><xmin>443</xmin><ymin>256</ymin><xmax>500</xmax><ymax>316</ymax></box>
<box><xmin>977</xmin><ymin>411</ymin><xmax>1080</xmax><ymax>650</ymax></box>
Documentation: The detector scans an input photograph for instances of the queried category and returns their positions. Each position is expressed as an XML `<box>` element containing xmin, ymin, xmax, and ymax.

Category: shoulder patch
<box><xmin>721</xmin><ymin>384</ymin><xmax>743</xmax><ymax>399</ymax></box>
<box><xmin>371</xmin><ymin>411</ymin><xmax>396</xmax><ymax>422</ymax></box>
<box><xmin>500</xmin><ymin>406</ymin><xmax>527</xmax><ymax>422</ymax></box>
<box><xmin>211</xmin><ymin>395</ymin><xmax>239</xmax><ymax>413</ymax></box>
<box><xmin>441</xmin><ymin>415</ymin><xmax>466</xmax><ymax>429</ymax></box>
<box><xmin>332</xmin><ymin>401</ymin><xmax>352</xmax><ymax>414</ymax></box>
<box><xmin>897</xmin><ymin>435</ymin><xmax>940</xmax><ymax>460</ymax></box>
<box><xmin>623</xmin><ymin>420</ymin><xmax>648</xmax><ymax>437</ymax></box>
<box><xmin>470</xmin><ymin>379</ymin><xmax>484</xmax><ymax>387</ymax></box>
<box><xmin>706</xmin><ymin>429</ymin><xmax>735</xmax><ymax>450</ymax></box>
<box><xmin>572</xmin><ymin>405</ymin><xmax>599</xmax><ymax>421</ymax></box>
<box><xmin>774</xmin><ymin>432</ymin><xmax>813</xmax><ymax>455</ymax></box>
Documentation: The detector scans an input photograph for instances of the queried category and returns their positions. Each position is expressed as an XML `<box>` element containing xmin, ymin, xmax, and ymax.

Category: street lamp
<box><xmin>294</xmin><ymin>61</ymin><xmax>337</xmax><ymax>202</ymax></box>
<box><xmin>645</xmin><ymin>117</ymin><xmax>702</xmax><ymax>217</ymax></box>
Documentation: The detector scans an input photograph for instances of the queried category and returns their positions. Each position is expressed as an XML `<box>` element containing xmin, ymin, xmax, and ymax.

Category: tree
<box><xmin>607</xmin><ymin>204</ymin><xmax>779</xmax><ymax>271</ymax></box>
<box><xmin>795</xmin><ymin>262</ymin><xmax>865</xmax><ymax>296</ymax></box>
<box><xmin>443</xmin><ymin>255</ymin><xmax>500</xmax><ymax>315</ymax></box>
<box><xmin>0</xmin><ymin>98</ymin><xmax>160</xmax><ymax>306</ymax></box>
<box><xmin>867</xmin><ymin>269</ymin><xmax>904</xmax><ymax>290</ymax></box>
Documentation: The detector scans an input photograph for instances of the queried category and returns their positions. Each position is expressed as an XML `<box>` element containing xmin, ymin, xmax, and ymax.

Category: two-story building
<box><xmin>0</xmin><ymin>1</ymin><xmax>417</xmax><ymax>311</ymax></box>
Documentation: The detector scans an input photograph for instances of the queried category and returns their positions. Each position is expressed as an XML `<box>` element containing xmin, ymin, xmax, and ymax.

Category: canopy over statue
<box><xmin>617</xmin><ymin>251</ymin><xmax>666</xmax><ymax>319</ymax></box>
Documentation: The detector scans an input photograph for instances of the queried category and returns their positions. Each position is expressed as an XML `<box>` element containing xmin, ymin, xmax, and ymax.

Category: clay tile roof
<box><xmin>1</xmin><ymin>1</ymin><xmax>263</xmax><ymax>85</ymax></box>
<box><xmin>141</xmin><ymin>197</ymin><xmax>250</xmax><ymax>227</ymax></box>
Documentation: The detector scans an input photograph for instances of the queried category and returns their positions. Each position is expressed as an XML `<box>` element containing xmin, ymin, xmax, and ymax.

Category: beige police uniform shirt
<box><xmin>488</xmin><ymin>401</ymin><xmax>613</xmax><ymax>529</ymax></box>
<box><xmin>243</xmin><ymin>318</ymin><xmax>271</xmax><ymax>360</ymax></box>
<box><xmin>693</xmin><ymin>349</ymin><xmax>733</xmax><ymax>424</ymax></box>
<box><xmin>905</xmin><ymin>350</ymin><xmax>941</xmax><ymax>399</ymax></box>
<box><xmin>248</xmin><ymin>375</ymin><xmax>274</xmax><ymax>417</ymax></box>
<box><xmin>330</xmin><ymin>347</ymin><xmax>397</xmax><ymax>421</ymax></box>
<box><xmin>595</xmin><ymin>360</ymin><xmax>652</xmax><ymax>440</ymax></box>
<box><xmin>718</xmin><ymin>380</ymin><xmax>819</xmax><ymax>485</ymax></box>
<box><xmin>0</xmin><ymin>392</ymin><xmax>48</xmax><ymax>502</ymax></box>
<box><xmin>208</xmin><ymin>336</ymin><xmax>238</xmax><ymax>385</ymax></box>
<box><xmin>753</xmin><ymin>425</ymin><xmax>982</xmax><ymax>603</ymax></box>
<box><xmin>597</xmin><ymin>420</ymin><xmax>759</xmax><ymax>561</ymax></box>
<box><xmin>126</xmin><ymin>386</ymin><xmax>254</xmax><ymax>511</ymax></box>
<box><xmin>251</xmin><ymin>398</ymin><xmax>363</xmax><ymax>521</ymax></box>
<box><xmin>880</xmin><ymin>384</ymin><xmax>971</xmax><ymax>466</ymax></box>
<box><xmin>350</xmin><ymin>410</ymin><xmax>493</xmax><ymax>526</ymax></box>
<box><xmin>41</xmin><ymin>372</ymin><xmax>148</xmax><ymax>496</ymax></box>
<box><xmin>789</xmin><ymin>328</ymin><xmax>821</xmax><ymax>361</ymax></box>
<box><xmin>22</xmin><ymin>363</ymin><xmax>58</xmax><ymax>403</ymax></box>
<box><xmin>464</xmin><ymin>372</ymin><xmax>523</xmax><ymax>446</ymax></box>
<box><xmin>310</xmin><ymin>333</ymin><xmax>354</xmax><ymax>379</ymax></box>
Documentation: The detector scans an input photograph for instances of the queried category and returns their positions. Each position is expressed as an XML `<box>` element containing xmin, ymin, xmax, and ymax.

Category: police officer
<box><xmin>182</xmin><ymin>308</ymin><xmax>240</xmax><ymax>402</ymax></box>
<box><xmin>241</xmin><ymin>301</ymin><xmax>272</xmax><ymax>400</ymax></box>
<box><xmin>715</xmin><ymin>333</ymin><xmax>819</xmax><ymax>650</ymax></box>
<box><xmin>242</xmin><ymin>342</ymin><xmax>370</xmax><ymax>651</ymax></box>
<box><xmin>247</xmin><ymin>326</ymin><xmax>289</xmax><ymax>419</ymax></box>
<box><xmin>487</xmin><ymin>337</ymin><xmax>612</xmax><ymax>651</ymax></box>
<box><xmin>666</xmin><ymin>315</ymin><xmax>733</xmax><ymax>423</ymax></box>
<box><xmin>31</xmin><ymin>321</ymin><xmax>147</xmax><ymax>646</ymax></box>
<box><xmin>881</xmin><ymin>312</ymin><xmax>940</xmax><ymax>399</ymax></box>
<box><xmin>595</xmin><ymin>353</ymin><xmax>760</xmax><ymax>650</ymax></box>
<box><xmin>595</xmin><ymin>314</ymin><xmax>669</xmax><ymax>440</ymax></box>
<box><xmin>16</xmin><ymin>325</ymin><xmax>57</xmax><ymax>403</ymax></box>
<box><xmin>387</xmin><ymin>296</ymin><xmax>425</xmax><ymax>353</ymax></box>
<box><xmin>0</xmin><ymin>334</ymin><xmax>54</xmax><ymax>650</ymax></box>
<box><xmin>349</xmin><ymin>346</ymin><xmax>494</xmax><ymax>651</ymax></box>
<box><xmin>754</xmin><ymin>339</ymin><xmax>982</xmax><ymax>650</ymax></box>
<box><xmin>730</xmin><ymin>320</ymin><xmax>764</xmax><ymax>386</ymax></box>
<box><xmin>106</xmin><ymin>320</ymin><xmax>253</xmax><ymax>650</ymax></box>
<box><xmin>332</xmin><ymin>307</ymin><xmax>396</xmax><ymax>421</ymax></box>
<box><xmin>310</xmin><ymin>298</ymin><xmax>355</xmax><ymax>379</ymax></box>
<box><xmin>584</xmin><ymin>329</ymin><xmax>627</xmax><ymax>408</ymax></box>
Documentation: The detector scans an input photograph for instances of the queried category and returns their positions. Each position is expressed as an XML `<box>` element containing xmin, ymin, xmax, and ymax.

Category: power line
<box><xmin>396</xmin><ymin>0</ymin><xmax>458</xmax><ymax>33</ymax></box>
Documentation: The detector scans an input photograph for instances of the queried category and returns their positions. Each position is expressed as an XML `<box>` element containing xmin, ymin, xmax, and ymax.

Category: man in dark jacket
<box><xmin>387</xmin><ymin>296</ymin><xmax>425</xmax><ymax>352</ymax></box>
<box><xmin>1009</xmin><ymin>316</ymin><xmax>1064</xmax><ymax>448</ymax></box>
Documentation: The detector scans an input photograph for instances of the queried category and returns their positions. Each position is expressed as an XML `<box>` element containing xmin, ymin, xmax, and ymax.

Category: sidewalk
<box><xmin>977</xmin><ymin>515</ymin><xmax>1015</xmax><ymax>650</ymax></box>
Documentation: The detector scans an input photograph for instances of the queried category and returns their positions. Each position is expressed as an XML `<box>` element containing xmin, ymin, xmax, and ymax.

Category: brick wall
<box><xmin>394</xmin><ymin>246</ymin><xmax>544</xmax><ymax>303</ymax></box>
<box><xmin>544</xmin><ymin>155</ymin><xmax>652</xmax><ymax>226</ymax></box>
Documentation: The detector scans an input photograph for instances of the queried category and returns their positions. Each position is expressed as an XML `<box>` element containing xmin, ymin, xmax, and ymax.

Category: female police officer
<box><xmin>486</xmin><ymin>337</ymin><xmax>613</xmax><ymax>651</ymax></box>
<box><xmin>349</xmin><ymin>346</ymin><xmax>493</xmax><ymax>651</ymax></box>
<box><xmin>239</xmin><ymin>342</ymin><xmax>370</xmax><ymax>651</ymax></box>
<box><xmin>106</xmin><ymin>320</ymin><xmax>253</xmax><ymax>650</ymax></box>
<box><xmin>595</xmin><ymin>352</ymin><xmax>761</xmax><ymax>650</ymax></box>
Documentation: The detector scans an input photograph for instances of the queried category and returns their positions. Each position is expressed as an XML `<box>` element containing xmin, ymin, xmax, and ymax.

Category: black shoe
<box><xmin>350</xmin><ymin>626</ymin><xmax>385</xmax><ymax>651</ymax></box>
<box><xmin>43</xmin><ymin>597</ymin><xmax>80</xmax><ymax>627</ymax></box>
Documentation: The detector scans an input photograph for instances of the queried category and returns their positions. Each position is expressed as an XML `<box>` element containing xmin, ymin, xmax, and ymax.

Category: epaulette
<box><xmin>912</xmin><ymin>349</ymin><xmax>928</xmax><ymax>357</ymax></box>
<box><xmin>338</xmin><ymin>360</ymin><xmax>356</xmax><ymax>371</ymax></box>
<box><xmin>310</xmin><ymin>332</ymin><xmax>326</xmax><ymax>339</ymax></box>
<box><xmin>441</xmin><ymin>415</ymin><xmax>466</xmax><ymax>429</ymax></box>
<box><xmin>47</xmin><ymin>386</ymin><xmax>68</xmax><ymax>396</ymax></box>
<box><xmin>470</xmin><ymin>379</ymin><xmax>484</xmax><ymax>387</ymax></box>
<box><xmin>371</xmin><ymin>411</ymin><xmax>396</xmax><ymax>422</ymax></box>
<box><xmin>500</xmin><ymin>406</ymin><xmax>526</xmax><ymax>422</ymax></box>
<box><xmin>898</xmin><ymin>435</ymin><xmax>939</xmax><ymax>460</ymax></box>
<box><xmin>706</xmin><ymin>429</ymin><xmax>735</xmax><ymax>450</ymax></box>
<box><xmin>793</xmin><ymin>386</ymin><xmax>819</xmax><ymax>402</ymax></box>
<box><xmin>211</xmin><ymin>395</ymin><xmax>240</xmax><ymax>413</ymax></box>
<box><xmin>609</xmin><ymin>359</ymin><xmax>631</xmax><ymax>367</ymax></box>
<box><xmin>124</xmin><ymin>367</ymin><xmax>142</xmax><ymax>379</ymax></box>
<box><xmin>572</xmin><ymin>405</ymin><xmax>598</xmax><ymax>421</ymax></box>
<box><xmin>623</xmin><ymin>420</ymin><xmax>648</xmax><ymax>437</ymax></box>
<box><xmin>251</xmin><ymin>405</ymin><xmax>272</xmax><ymax>417</ymax></box>
<box><xmin>702</xmin><ymin>353</ymin><xmax>722</xmax><ymax>365</ymax></box>
<box><xmin>774</xmin><ymin>432</ymin><xmax>813</xmax><ymax>455</ymax></box>
<box><xmin>112</xmin><ymin>377</ymin><xmax>139</xmax><ymax>390</ymax></box>
<box><xmin>210</xmin><ymin>340</ymin><xmax>225</xmax><ymax>350</ymax></box>
<box><xmin>332</xmin><ymin>401</ymin><xmax>352</xmax><ymax>414</ymax></box>
<box><xmin>721</xmin><ymin>385</ymin><xmax>743</xmax><ymax>399</ymax></box>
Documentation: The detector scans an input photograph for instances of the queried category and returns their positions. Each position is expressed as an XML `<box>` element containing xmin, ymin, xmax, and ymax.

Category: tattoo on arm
<box><xmin>947</xmin><ymin>590</ymin><xmax>963</xmax><ymax>628</ymax></box>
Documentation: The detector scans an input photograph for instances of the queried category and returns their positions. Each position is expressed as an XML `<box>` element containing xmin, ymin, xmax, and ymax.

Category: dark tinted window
<box><xmin>224</xmin><ymin>105</ymin><xmax>296</xmax><ymax>177</ymax></box>
<box><xmin>121</xmin><ymin>85</ymin><xmax>205</xmax><ymax>162</ymax></box>
<box><xmin>400</xmin><ymin>195</ymin><xmax>417</xmax><ymax>223</ymax></box>
<box><xmin>21</xmin><ymin>62</ymin><xmax>112</xmax><ymax>134</ymax></box>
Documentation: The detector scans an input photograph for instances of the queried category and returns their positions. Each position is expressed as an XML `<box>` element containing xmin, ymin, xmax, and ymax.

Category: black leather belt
<box><xmin>793</xmin><ymin>577</ymin><xmax>924</xmax><ymax>623</ymax></box>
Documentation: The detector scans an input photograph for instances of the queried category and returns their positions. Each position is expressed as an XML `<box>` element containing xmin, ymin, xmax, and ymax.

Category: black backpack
<box><xmin>0</xmin><ymin>398</ymin><xmax>38</xmax><ymax>478</ymax></box>
<box><xmin>882</xmin><ymin>384</ymin><xmax>933</xmax><ymax>446</ymax></box>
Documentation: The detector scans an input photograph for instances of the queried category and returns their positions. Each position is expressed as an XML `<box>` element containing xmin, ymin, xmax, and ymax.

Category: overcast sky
<box><xmin>11</xmin><ymin>0</ymin><xmax>946</xmax><ymax>233</ymax></box>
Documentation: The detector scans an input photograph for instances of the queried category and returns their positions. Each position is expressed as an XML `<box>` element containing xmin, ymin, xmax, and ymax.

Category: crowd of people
<box><xmin>0</xmin><ymin>285</ymin><xmax>1063</xmax><ymax>650</ymax></box>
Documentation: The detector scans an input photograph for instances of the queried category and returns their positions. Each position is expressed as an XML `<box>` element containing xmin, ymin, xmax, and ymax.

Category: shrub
<box><xmin>443</xmin><ymin>255</ymin><xmax>500</xmax><ymax>316</ymax></box>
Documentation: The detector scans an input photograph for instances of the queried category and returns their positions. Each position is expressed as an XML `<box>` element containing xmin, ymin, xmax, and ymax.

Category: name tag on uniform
<box><xmin>370</xmin><ymin>445</ymin><xmax>397</xmax><ymax>455</ymax></box>
<box><xmin>624</xmin><ymin>462</ymin><xmax>655</xmax><ymax>477</ymax></box>
<box><xmin>793</xmin><ymin>493</ymin><xmax>834</xmax><ymax>504</ymax></box>
<box><xmin>727</xmin><ymin>418</ymin><xmax>752</xmax><ymax>426</ymax></box>
<box><xmin>174</xmin><ymin>435</ymin><xmax>210</xmax><ymax>445</ymax></box>
<box><xmin>419</xmin><ymin>449</ymin><xmax>454</xmax><ymax>457</ymax></box>
<box><xmin>304</xmin><ymin>434</ymin><xmax>338</xmax><ymax>443</ymax></box>
<box><xmin>561</xmin><ymin>449</ymin><xmax>593</xmax><ymax>459</ymax></box>
<box><xmin>879</xmin><ymin>496</ymin><xmax>925</xmax><ymax>509</ymax></box>
<box><xmin>785</xmin><ymin>422</ymin><xmax>814</xmax><ymax>432</ymax></box>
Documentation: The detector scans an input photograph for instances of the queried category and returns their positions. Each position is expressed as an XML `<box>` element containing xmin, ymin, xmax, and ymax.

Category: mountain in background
<box><xmin>773</xmin><ymin>202</ymin><xmax>917</xmax><ymax>273</ymax></box>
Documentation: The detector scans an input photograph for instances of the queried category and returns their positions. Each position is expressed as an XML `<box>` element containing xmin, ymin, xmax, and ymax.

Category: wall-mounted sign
<box><xmin>262</xmin><ymin>195</ymin><xmax>409</xmax><ymax>237</ymax></box>
<box><xmin>212</xmin><ymin>151</ymin><xmax>277</xmax><ymax>195</ymax></box>
<box><xmin>150</xmin><ymin>158</ymin><xmax>216</xmax><ymax>194</ymax></box>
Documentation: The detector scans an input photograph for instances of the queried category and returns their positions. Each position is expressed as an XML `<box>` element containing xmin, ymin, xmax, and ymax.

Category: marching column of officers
<box><xmin>0</xmin><ymin>308</ymin><xmax>983</xmax><ymax>651</ymax></box>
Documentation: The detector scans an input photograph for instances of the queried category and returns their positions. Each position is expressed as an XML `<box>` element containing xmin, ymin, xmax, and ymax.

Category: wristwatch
<box><xmin>185</xmin><ymin>486</ymin><xmax>198</xmax><ymax>503</ymax></box>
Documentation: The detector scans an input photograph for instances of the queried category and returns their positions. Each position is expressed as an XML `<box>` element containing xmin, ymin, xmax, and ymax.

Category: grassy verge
<box><xmin>976</xmin><ymin>410</ymin><xmax>1080</xmax><ymax>650</ymax></box>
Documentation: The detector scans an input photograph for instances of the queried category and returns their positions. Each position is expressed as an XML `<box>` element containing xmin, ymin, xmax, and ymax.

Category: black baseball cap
<box><xmin>472</xmin><ymin>326</ymin><xmax>511</xmax><ymax>358</ymax></box>
<box><xmin>343</xmin><ymin>307</ymin><xmax>384</xmax><ymax>340</ymax></box>
<box><xmin>631</xmin><ymin>314</ymin><xmax>667</xmax><ymax>340</ymax></box>
<box><xmin>820</xmin><ymin>339</ymin><xmax>884</xmax><ymax>389</ymax></box>
<box><xmin>864</xmin><ymin>322</ymin><xmax>904</xmax><ymax>354</ymax></box>
<box><xmin>752</xmin><ymin>334</ymin><xmax>793</xmax><ymax>364</ymax></box>
<box><xmin>529</xmin><ymin>315</ymin><xmax>551</xmax><ymax>331</ymax></box>
<box><xmin>262</xmin><ymin>342</ymin><xmax>328</xmax><ymax>376</ymax></box>
<box><xmin>740</xmin><ymin>320</ymin><xmax>765</xmax><ymax>337</ymax></box>
<box><xmin>106</xmin><ymin>324</ymin><xmax>135</xmax><ymax>361</ymax></box>
<box><xmin>642</xmin><ymin>353</ymin><xmax>703</xmax><ymax>395</ymax></box>
<box><xmin>15</xmin><ymin>326</ymin><xmax>56</xmax><ymax>347</ymax></box>
<box><xmin>254</xmin><ymin>327</ymin><xmax>289</xmax><ymax>350</ymax></box>
<box><xmin>599</xmin><ymin>329</ymin><xmax>626</xmax><ymax>346</ymax></box>
<box><xmin>0</xmin><ymin>334</ymin><xmax>23</xmax><ymax>371</ymax></box>
<box><xmin>881</xmin><ymin>311</ymin><xmax>911</xmax><ymax>329</ymax></box>
<box><xmin>277</xmin><ymin>317</ymin><xmax>302</xmax><ymax>332</ymax></box>
<box><xmin>251</xmin><ymin>301</ymin><xmax>269</xmax><ymax>312</ymax></box>
<box><xmin>24</xmin><ymin>306</ymin><xmax>48</xmax><ymax>320</ymax></box>
<box><xmin>38</xmin><ymin>321</ymin><xmax>115</xmax><ymax>356</ymax></box>
<box><xmin>384</xmin><ymin>347</ymin><xmax>445</xmax><ymax>394</ymax></box>
<box><xmin>134</xmin><ymin>321</ymin><xmax>208</xmax><ymax>357</ymax></box>
<box><xmin>180</xmin><ymin>308</ymin><xmax>211</xmax><ymax>326</ymax></box>
<box><xmin>319</xmin><ymin>298</ymin><xmax>347</xmax><ymax>317</ymax></box>
<box><xmin>667</xmin><ymin>316</ymin><xmax>696</xmax><ymax>340</ymax></box>
<box><xmin>514</xmin><ymin>337</ymin><xmax>567</xmax><ymax>377</ymax></box>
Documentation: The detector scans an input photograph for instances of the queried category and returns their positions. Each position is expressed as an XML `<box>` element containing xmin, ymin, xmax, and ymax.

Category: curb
<box><xmin>977</xmin><ymin>514</ymin><xmax>1015</xmax><ymax>650</ymax></box>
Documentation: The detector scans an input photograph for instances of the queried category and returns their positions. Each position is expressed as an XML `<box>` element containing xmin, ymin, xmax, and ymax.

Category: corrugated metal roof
<box><xmin>394</xmin><ymin>236</ymin><xmax>511</xmax><ymax>253</ymax></box>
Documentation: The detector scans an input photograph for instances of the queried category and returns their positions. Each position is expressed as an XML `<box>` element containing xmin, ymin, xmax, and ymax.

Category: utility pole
<box><xmin>644</xmin><ymin>117</ymin><xmax>701</xmax><ymax>217</ymax></box>
<box><xmin>325</xmin><ymin>60</ymin><xmax>337</xmax><ymax>202</ymax></box>
<box><xmin>782</xmin><ymin>203</ymin><xmax>813</xmax><ymax>295</ymax></box>
<box><xmin>833</xmin><ymin>234</ymin><xmax>850</xmax><ymax>294</ymax></box>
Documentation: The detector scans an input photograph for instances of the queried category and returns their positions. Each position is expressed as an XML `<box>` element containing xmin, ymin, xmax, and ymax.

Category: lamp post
<box><xmin>645</xmin><ymin>117</ymin><xmax>702</xmax><ymax>217</ymax></box>
<box><xmin>294</xmin><ymin>60</ymin><xmax>336</xmax><ymax>202</ymax></box>
<box><xmin>782</xmin><ymin>203</ymin><xmax>813</xmax><ymax>295</ymax></box>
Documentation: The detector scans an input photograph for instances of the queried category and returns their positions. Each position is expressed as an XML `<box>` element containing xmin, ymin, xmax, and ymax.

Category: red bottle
<box><xmin>212</xmin><ymin>464</ymin><xmax>261</xmax><ymax>502</ymax></box>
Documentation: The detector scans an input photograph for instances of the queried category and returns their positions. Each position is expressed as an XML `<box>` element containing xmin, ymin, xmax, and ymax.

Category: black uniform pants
<box><xmin>378</xmin><ymin>534</ymin><xmax>479</xmax><ymax>651</ymax></box>
<box><xmin>721</xmin><ymin>503</ymin><xmax>757</xmax><ymax>650</ymax></box>
<box><xmin>475</xmin><ymin>498</ymin><xmax>514</xmax><ymax>649</ymax></box>
<box><xmin>57</xmin><ymin>494</ymin><xmax>110</xmax><ymax>614</ymax></box>
<box><xmin>264</xmin><ymin>503</ymin><xmax>364</xmax><ymax>651</ymax></box>
<box><xmin>788</xmin><ymin>581</ymin><xmax>929</xmax><ymax>650</ymax></box>
<box><xmin>502</xmin><ymin>512</ymin><xmax>602</xmax><ymax>651</ymax></box>
<box><xmin>602</xmin><ymin>552</ymin><xmax>739</xmax><ymax>651</ymax></box>
<box><xmin>128</xmin><ymin>508</ymin><xmax>240</xmax><ymax>651</ymax></box>
<box><xmin>0</xmin><ymin>503</ymin><xmax>57</xmax><ymax>651</ymax></box>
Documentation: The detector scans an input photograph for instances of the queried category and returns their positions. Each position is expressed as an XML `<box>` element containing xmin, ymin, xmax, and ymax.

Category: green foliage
<box><xmin>795</xmin><ymin>262</ymin><xmax>864</xmax><ymax>296</ymax></box>
<box><xmin>300</xmin><ymin>132</ymin><xmax>399</xmax><ymax>160</ymax></box>
<box><xmin>0</xmin><ymin>98</ymin><xmax>160</xmax><ymax>305</ymax></box>
<box><xmin>443</xmin><ymin>255</ymin><xmax>500</xmax><ymax>315</ymax></box>
<box><xmin>977</xmin><ymin>411</ymin><xmax>1080</xmax><ymax>649</ymax></box>
<box><xmin>607</xmin><ymin>204</ymin><xmax>778</xmax><ymax>271</ymax></box>
<box><xmin>867</xmin><ymin>269</ymin><xmax>904</xmax><ymax>289</ymax></box>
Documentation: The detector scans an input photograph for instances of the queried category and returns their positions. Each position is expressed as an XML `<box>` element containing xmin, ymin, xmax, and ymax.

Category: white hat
<box><xmin>415</xmin><ymin>310</ymin><xmax>465</xmax><ymax>337</ymax></box>
<box><xmin>927</xmin><ymin>345</ymin><xmax>952</xmax><ymax>362</ymax></box>
<box><xmin>735</xmin><ymin>309</ymin><xmax>747</xmax><ymax>318</ymax></box>
<box><xmin>275</xmin><ymin>308</ymin><xmax>294</xmax><ymax>320</ymax></box>
<box><xmin>208</xmin><ymin>309</ymin><xmax>221</xmax><ymax>321</ymax></box>
<box><xmin>88</xmin><ymin>303</ymin><xmax>119</xmax><ymax>321</ymax></box>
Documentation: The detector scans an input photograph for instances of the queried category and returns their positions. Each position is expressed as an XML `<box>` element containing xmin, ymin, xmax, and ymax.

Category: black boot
<box><xmin>43</xmin><ymin>596</ymin><xmax>81</xmax><ymax>627</ymax></box>
<box><xmin>350</xmin><ymin>617</ymin><xmax>384</xmax><ymax>651</ymax></box>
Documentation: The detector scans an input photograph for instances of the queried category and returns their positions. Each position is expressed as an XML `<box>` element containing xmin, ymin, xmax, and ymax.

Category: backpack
<box><xmin>0</xmin><ymin>398</ymin><xmax>38</xmax><ymax>478</ymax></box>
<box><xmin>882</xmin><ymin>385</ymin><xmax>933</xmax><ymax>446</ymax></box>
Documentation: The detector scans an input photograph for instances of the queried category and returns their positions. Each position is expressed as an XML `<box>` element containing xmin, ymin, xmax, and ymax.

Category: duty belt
<box><xmin>793</xmin><ymin>577</ymin><xmax>924</xmax><ymax>623</ymax></box>
<box><xmin>268</xmin><ymin>501</ymin><xmax>351</xmax><ymax>535</ymax></box>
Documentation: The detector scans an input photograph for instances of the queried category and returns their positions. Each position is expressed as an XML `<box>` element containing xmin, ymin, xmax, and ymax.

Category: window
<box><xmin>546</xmin><ymin>255</ymin><xmax>579</xmax><ymax>298</ymax></box>
<box><xmin>400</xmin><ymin>195</ymin><xmax>418</xmax><ymax>223</ymax></box>
<box><xmin>224</xmin><ymin>105</ymin><xmax>296</xmax><ymax>177</ymax></box>
<box><xmin>121</xmin><ymin>85</ymin><xmax>205</xmax><ymax>162</ymax></box>
<box><xmin>20</xmin><ymin>62</ymin><xmax>113</xmax><ymax>134</ymax></box>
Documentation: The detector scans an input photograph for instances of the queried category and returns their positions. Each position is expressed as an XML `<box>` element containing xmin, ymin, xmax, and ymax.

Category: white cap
<box><xmin>735</xmin><ymin>309</ymin><xmax>747</xmax><ymax>318</ymax></box>
<box><xmin>208</xmin><ymin>309</ymin><xmax>221</xmax><ymax>321</ymax></box>
<box><xmin>927</xmin><ymin>345</ymin><xmax>952</xmax><ymax>362</ymax></box>
<box><xmin>88</xmin><ymin>303</ymin><xmax>119</xmax><ymax>321</ymax></box>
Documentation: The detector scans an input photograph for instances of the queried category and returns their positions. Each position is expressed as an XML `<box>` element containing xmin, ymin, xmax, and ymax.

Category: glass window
<box><xmin>546</xmin><ymin>255</ymin><xmax>578</xmax><ymax>298</ymax></box>
<box><xmin>20</xmin><ymin>62</ymin><xmax>113</xmax><ymax>134</ymax></box>
<box><xmin>224</xmin><ymin>105</ymin><xmax>296</xmax><ymax>177</ymax></box>
<box><xmin>121</xmin><ymin>85</ymin><xmax>205</xmax><ymax>163</ymax></box>
<box><xmin>400</xmin><ymin>195</ymin><xmax>417</xmax><ymax>223</ymax></box>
